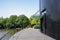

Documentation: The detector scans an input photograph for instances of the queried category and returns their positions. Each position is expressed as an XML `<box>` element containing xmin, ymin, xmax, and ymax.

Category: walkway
<box><xmin>9</xmin><ymin>28</ymin><xmax>55</xmax><ymax>40</ymax></box>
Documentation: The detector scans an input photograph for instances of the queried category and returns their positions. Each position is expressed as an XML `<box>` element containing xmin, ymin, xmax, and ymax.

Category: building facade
<box><xmin>40</xmin><ymin>0</ymin><xmax>60</xmax><ymax>40</ymax></box>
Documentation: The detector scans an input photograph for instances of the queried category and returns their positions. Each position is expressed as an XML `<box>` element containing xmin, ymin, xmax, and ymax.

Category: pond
<box><xmin>0</xmin><ymin>29</ymin><xmax>20</xmax><ymax>40</ymax></box>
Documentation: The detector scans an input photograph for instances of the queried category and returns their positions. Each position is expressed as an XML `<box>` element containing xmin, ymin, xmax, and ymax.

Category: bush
<box><xmin>34</xmin><ymin>25</ymin><xmax>40</xmax><ymax>29</ymax></box>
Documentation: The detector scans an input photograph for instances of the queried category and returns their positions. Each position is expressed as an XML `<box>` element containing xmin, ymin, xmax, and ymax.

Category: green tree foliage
<box><xmin>30</xmin><ymin>15</ymin><xmax>40</xmax><ymax>28</ymax></box>
<box><xmin>0</xmin><ymin>15</ymin><xmax>30</xmax><ymax>29</ymax></box>
<box><xmin>0</xmin><ymin>17</ymin><xmax>3</xmax><ymax>29</ymax></box>
<box><xmin>16</xmin><ymin>15</ymin><xmax>30</xmax><ymax>29</ymax></box>
<box><xmin>9</xmin><ymin>15</ymin><xmax>17</xmax><ymax>28</ymax></box>
<box><xmin>30</xmin><ymin>19</ymin><xmax>36</xmax><ymax>25</ymax></box>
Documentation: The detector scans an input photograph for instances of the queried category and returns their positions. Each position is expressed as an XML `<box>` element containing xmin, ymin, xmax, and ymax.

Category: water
<box><xmin>0</xmin><ymin>29</ymin><xmax>20</xmax><ymax>40</ymax></box>
<box><xmin>0</xmin><ymin>30</ymin><xmax>7</xmax><ymax>38</ymax></box>
<box><xmin>2</xmin><ymin>33</ymin><xmax>13</xmax><ymax>40</ymax></box>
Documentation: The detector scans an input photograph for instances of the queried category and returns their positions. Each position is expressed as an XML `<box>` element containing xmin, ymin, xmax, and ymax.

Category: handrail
<box><xmin>40</xmin><ymin>8</ymin><xmax>46</xmax><ymax>14</ymax></box>
<box><xmin>33</xmin><ymin>8</ymin><xmax>46</xmax><ymax>16</ymax></box>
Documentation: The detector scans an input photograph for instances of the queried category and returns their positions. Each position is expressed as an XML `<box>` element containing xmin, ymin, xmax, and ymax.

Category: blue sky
<box><xmin>0</xmin><ymin>0</ymin><xmax>39</xmax><ymax>18</ymax></box>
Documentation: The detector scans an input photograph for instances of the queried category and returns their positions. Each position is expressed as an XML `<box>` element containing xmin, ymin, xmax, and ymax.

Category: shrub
<box><xmin>34</xmin><ymin>25</ymin><xmax>40</xmax><ymax>29</ymax></box>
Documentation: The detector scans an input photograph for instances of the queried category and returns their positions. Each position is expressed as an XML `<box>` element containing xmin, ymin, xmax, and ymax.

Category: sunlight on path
<box><xmin>9</xmin><ymin>28</ymin><xmax>55</xmax><ymax>40</ymax></box>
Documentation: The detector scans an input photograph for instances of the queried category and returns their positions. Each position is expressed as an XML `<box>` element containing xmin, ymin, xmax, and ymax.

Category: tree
<box><xmin>0</xmin><ymin>15</ymin><xmax>30</xmax><ymax>29</ymax></box>
<box><xmin>0</xmin><ymin>17</ymin><xmax>5</xmax><ymax>29</ymax></box>
<box><xmin>30</xmin><ymin>15</ymin><xmax>40</xmax><ymax>28</ymax></box>
<box><xmin>29</xmin><ymin>18</ymin><xmax>36</xmax><ymax>28</ymax></box>
<box><xmin>16</xmin><ymin>15</ymin><xmax>30</xmax><ymax>29</ymax></box>
<box><xmin>6</xmin><ymin>22</ymin><xmax>14</xmax><ymax>29</ymax></box>
<box><xmin>8</xmin><ymin>15</ymin><xmax>17</xmax><ymax>28</ymax></box>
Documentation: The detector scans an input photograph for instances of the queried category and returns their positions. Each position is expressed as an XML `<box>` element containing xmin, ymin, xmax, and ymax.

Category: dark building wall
<box><xmin>45</xmin><ymin>16</ymin><xmax>60</xmax><ymax>40</ymax></box>
<box><xmin>40</xmin><ymin>0</ymin><xmax>60</xmax><ymax>40</ymax></box>
<box><xmin>46</xmin><ymin>16</ymin><xmax>56</xmax><ymax>39</ymax></box>
<box><xmin>41</xmin><ymin>0</ymin><xmax>60</xmax><ymax>21</ymax></box>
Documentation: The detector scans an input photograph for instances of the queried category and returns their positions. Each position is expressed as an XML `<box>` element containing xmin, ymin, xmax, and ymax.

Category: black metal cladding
<box><xmin>40</xmin><ymin>0</ymin><xmax>60</xmax><ymax>40</ymax></box>
<box><xmin>41</xmin><ymin>0</ymin><xmax>60</xmax><ymax>22</ymax></box>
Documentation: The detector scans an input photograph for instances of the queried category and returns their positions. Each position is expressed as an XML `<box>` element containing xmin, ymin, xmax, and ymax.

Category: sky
<box><xmin>0</xmin><ymin>0</ymin><xmax>39</xmax><ymax>18</ymax></box>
